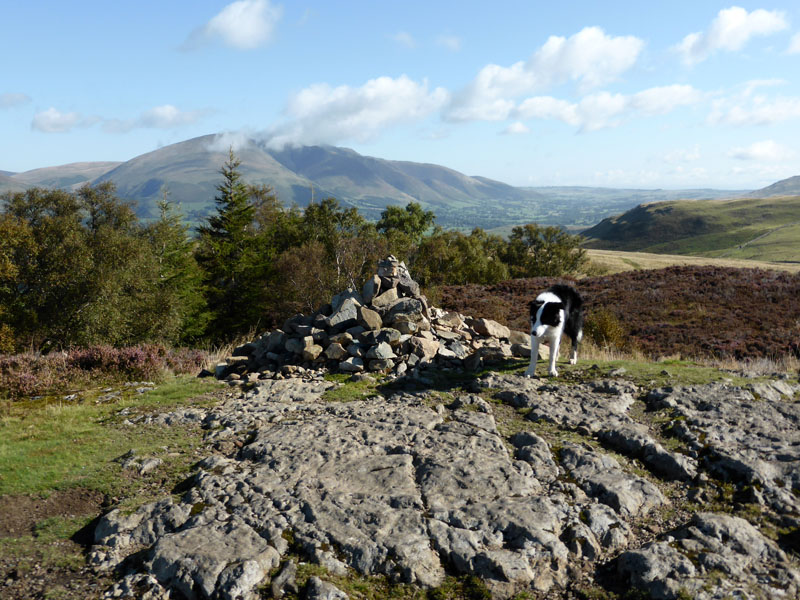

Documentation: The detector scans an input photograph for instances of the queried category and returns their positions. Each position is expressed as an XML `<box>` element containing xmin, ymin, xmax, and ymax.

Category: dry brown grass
<box><xmin>584</xmin><ymin>249</ymin><xmax>800</xmax><ymax>277</ymax></box>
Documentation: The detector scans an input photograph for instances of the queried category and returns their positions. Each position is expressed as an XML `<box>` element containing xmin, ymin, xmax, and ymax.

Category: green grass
<box><xmin>0</xmin><ymin>374</ymin><xmax>225</xmax><ymax>599</ymax></box>
<box><xmin>268</xmin><ymin>558</ymin><xmax>494</xmax><ymax>600</ymax></box>
<box><xmin>584</xmin><ymin>195</ymin><xmax>800</xmax><ymax>263</ymax></box>
<box><xmin>0</xmin><ymin>375</ymin><xmax>223</xmax><ymax>497</ymax></box>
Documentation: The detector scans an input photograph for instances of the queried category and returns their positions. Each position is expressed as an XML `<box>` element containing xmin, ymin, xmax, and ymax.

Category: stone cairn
<box><xmin>212</xmin><ymin>256</ymin><xmax>537</xmax><ymax>383</ymax></box>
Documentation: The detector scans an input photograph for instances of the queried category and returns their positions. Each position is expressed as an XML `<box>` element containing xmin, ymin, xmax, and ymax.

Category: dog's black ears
<box><xmin>529</xmin><ymin>299</ymin><xmax>544</xmax><ymax>312</ymax></box>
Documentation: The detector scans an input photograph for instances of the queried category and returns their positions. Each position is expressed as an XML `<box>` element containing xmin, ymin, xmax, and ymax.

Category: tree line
<box><xmin>0</xmin><ymin>150</ymin><xmax>586</xmax><ymax>352</ymax></box>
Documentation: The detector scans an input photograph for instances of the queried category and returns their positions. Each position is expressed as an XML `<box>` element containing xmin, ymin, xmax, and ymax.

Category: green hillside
<box><xmin>582</xmin><ymin>195</ymin><xmax>800</xmax><ymax>263</ymax></box>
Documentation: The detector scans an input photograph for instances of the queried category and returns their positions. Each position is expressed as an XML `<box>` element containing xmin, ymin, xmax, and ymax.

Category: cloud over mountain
<box><xmin>264</xmin><ymin>75</ymin><xmax>449</xmax><ymax>148</ymax></box>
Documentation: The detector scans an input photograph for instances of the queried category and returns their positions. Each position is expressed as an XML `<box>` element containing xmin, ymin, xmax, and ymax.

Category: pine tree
<box><xmin>141</xmin><ymin>191</ymin><xmax>208</xmax><ymax>343</ymax></box>
<box><xmin>196</xmin><ymin>149</ymin><xmax>261</xmax><ymax>339</ymax></box>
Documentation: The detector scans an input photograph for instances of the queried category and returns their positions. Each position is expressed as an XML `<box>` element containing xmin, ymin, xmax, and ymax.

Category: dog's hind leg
<box><xmin>568</xmin><ymin>315</ymin><xmax>583</xmax><ymax>365</ymax></box>
<box><xmin>569</xmin><ymin>332</ymin><xmax>582</xmax><ymax>365</ymax></box>
<box><xmin>524</xmin><ymin>335</ymin><xmax>539</xmax><ymax>377</ymax></box>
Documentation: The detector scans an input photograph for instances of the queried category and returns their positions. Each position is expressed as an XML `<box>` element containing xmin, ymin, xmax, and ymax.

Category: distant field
<box><xmin>585</xmin><ymin>248</ymin><xmax>800</xmax><ymax>275</ymax></box>
<box><xmin>583</xmin><ymin>195</ymin><xmax>800</xmax><ymax>263</ymax></box>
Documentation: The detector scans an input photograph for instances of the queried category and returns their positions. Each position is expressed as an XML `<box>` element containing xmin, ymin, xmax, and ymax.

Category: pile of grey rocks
<box><xmin>212</xmin><ymin>256</ymin><xmax>534</xmax><ymax>383</ymax></box>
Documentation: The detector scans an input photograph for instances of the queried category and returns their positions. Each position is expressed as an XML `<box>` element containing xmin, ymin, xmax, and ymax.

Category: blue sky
<box><xmin>3</xmin><ymin>1</ymin><xmax>800</xmax><ymax>189</ymax></box>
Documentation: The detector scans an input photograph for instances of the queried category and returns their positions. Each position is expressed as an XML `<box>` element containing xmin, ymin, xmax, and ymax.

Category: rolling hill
<box><xmin>749</xmin><ymin>175</ymin><xmax>800</xmax><ymax>197</ymax></box>
<box><xmin>582</xmin><ymin>195</ymin><xmax>800</xmax><ymax>263</ymax></box>
<box><xmin>0</xmin><ymin>133</ymin><xmax>758</xmax><ymax>229</ymax></box>
<box><xmin>11</xmin><ymin>162</ymin><xmax>121</xmax><ymax>189</ymax></box>
<box><xmin>0</xmin><ymin>172</ymin><xmax>27</xmax><ymax>194</ymax></box>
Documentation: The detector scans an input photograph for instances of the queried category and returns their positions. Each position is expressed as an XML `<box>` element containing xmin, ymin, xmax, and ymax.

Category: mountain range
<box><xmin>2</xmin><ymin>133</ymin><xmax>797</xmax><ymax>231</ymax></box>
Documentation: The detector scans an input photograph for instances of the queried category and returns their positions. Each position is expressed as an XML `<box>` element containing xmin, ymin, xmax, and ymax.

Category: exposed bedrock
<box><xmin>92</xmin><ymin>372</ymin><xmax>800</xmax><ymax>599</ymax></box>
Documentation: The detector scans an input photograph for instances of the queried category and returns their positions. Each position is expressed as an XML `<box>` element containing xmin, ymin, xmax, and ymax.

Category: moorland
<box><xmin>2</xmin><ymin>142</ymin><xmax>800</xmax><ymax>599</ymax></box>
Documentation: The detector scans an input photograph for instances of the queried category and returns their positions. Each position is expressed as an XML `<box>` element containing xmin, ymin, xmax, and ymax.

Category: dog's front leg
<box><xmin>548</xmin><ymin>335</ymin><xmax>560</xmax><ymax>377</ymax></box>
<box><xmin>524</xmin><ymin>334</ymin><xmax>539</xmax><ymax>377</ymax></box>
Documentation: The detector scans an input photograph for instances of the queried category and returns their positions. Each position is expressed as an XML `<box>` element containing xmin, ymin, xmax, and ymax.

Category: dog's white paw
<box><xmin>569</xmin><ymin>357</ymin><xmax>577</xmax><ymax>365</ymax></box>
<box><xmin>523</xmin><ymin>369</ymin><xmax>536</xmax><ymax>378</ymax></box>
<box><xmin>548</xmin><ymin>369</ymin><xmax>559</xmax><ymax>377</ymax></box>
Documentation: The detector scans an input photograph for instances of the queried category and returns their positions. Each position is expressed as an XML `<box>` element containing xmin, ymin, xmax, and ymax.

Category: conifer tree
<box><xmin>196</xmin><ymin>149</ymin><xmax>261</xmax><ymax>338</ymax></box>
<box><xmin>141</xmin><ymin>192</ymin><xmax>208</xmax><ymax>343</ymax></box>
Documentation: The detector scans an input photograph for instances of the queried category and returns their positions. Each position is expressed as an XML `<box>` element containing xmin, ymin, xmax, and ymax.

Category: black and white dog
<box><xmin>524</xmin><ymin>284</ymin><xmax>584</xmax><ymax>377</ymax></box>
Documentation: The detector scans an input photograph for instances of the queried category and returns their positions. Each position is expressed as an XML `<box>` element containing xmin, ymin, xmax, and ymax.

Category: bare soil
<box><xmin>0</xmin><ymin>488</ymin><xmax>111</xmax><ymax>599</ymax></box>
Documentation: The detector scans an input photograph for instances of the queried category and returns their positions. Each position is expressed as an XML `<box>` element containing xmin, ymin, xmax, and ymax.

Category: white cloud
<box><xmin>390</xmin><ymin>31</ymin><xmax>416</xmax><ymax>48</ymax></box>
<box><xmin>138</xmin><ymin>105</ymin><xmax>209</xmax><ymax>129</ymax></box>
<box><xmin>436</xmin><ymin>34</ymin><xmax>462</xmax><ymax>52</ymax></box>
<box><xmin>516</xmin><ymin>96</ymin><xmax>580</xmax><ymax>126</ymax></box>
<box><xmin>32</xmin><ymin>105</ymin><xmax>208</xmax><ymax>134</ymax></box>
<box><xmin>184</xmin><ymin>0</ymin><xmax>282</xmax><ymax>50</ymax></box>
<box><xmin>630</xmin><ymin>84</ymin><xmax>704</xmax><ymax>114</ymax></box>
<box><xmin>676</xmin><ymin>6</ymin><xmax>788</xmax><ymax>65</ymax></box>
<box><xmin>502</xmin><ymin>122</ymin><xmax>530</xmax><ymax>135</ymax></box>
<box><xmin>447</xmin><ymin>26</ymin><xmax>643</xmax><ymax>121</ymax></box>
<box><xmin>103</xmin><ymin>105</ymin><xmax>210</xmax><ymax>133</ymax></box>
<box><xmin>514</xmin><ymin>84</ymin><xmax>702</xmax><ymax>131</ymax></box>
<box><xmin>729</xmin><ymin>139</ymin><xmax>795</xmax><ymax>161</ymax></box>
<box><xmin>0</xmin><ymin>93</ymin><xmax>31</xmax><ymax>109</ymax></box>
<box><xmin>31</xmin><ymin>107</ymin><xmax>83</xmax><ymax>133</ymax></box>
<box><xmin>709</xmin><ymin>94</ymin><xmax>800</xmax><ymax>126</ymax></box>
<box><xmin>207</xmin><ymin>131</ymin><xmax>255</xmax><ymax>153</ymax></box>
<box><xmin>788</xmin><ymin>32</ymin><xmax>800</xmax><ymax>54</ymax></box>
<box><xmin>265</xmin><ymin>75</ymin><xmax>449</xmax><ymax>148</ymax></box>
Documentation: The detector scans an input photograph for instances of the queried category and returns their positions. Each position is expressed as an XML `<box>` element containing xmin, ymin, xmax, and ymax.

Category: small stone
<box><xmin>339</xmin><ymin>357</ymin><xmax>365</xmax><ymax>373</ymax></box>
<box><xmin>324</xmin><ymin>343</ymin><xmax>348</xmax><ymax>361</ymax></box>
<box><xmin>471</xmin><ymin>318</ymin><xmax>510</xmax><ymax>339</ymax></box>
<box><xmin>357</xmin><ymin>306</ymin><xmax>383</xmax><ymax>331</ymax></box>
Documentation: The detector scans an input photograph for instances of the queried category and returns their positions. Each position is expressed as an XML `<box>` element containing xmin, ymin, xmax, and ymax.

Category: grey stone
<box><xmin>357</xmin><ymin>306</ymin><xmax>383</xmax><ymax>331</ymax></box>
<box><xmin>324</xmin><ymin>343</ymin><xmax>348</xmax><ymax>361</ymax></box>
<box><xmin>306</xmin><ymin>576</ymin><xmax>348</xmax><ymax>600</ymax></box>
<box><xmin>366</xmin><ymin>341</ymin><xmax>396</xmax><ymax>360</ymax></box>
<box><xmin>471</xmin><ymin>318</ymin><xmax>510</xmax><ymax>339</ymax></box>
<box><xmin>271</xmin><ymin>560</ymin><xmax>298</xmax><ymax>598</ymax></box>
<box><xmin>302</xmin><ymin>344</ymin><xmax>324</xmax><ymax>361</ymax></box>
<box><xmin>149</xmin><ymin>519</ymin><xmax>279</xmax><ymax>600</ymax></box>
<box><xmin>328</xmin><ymin>332</ymin><xmax>353</xmax><ymax>346</ymax></box>
<box><xmin>368</xmin><ymin>358</ymin><xmax>395</xmax><ymax>372</ymax></box>
<box><xmin>559</xmin><ymin>442</ymin><xmax>668</xmax><ymax>518</ymax></box>
<box><xmin>362</xmin><ymin>275</ymin><xmax>381</xmax><ymax>305</ymax></box>
<box><xmin>395</xmin><ymin>320</ymin><xmax>418</xmax><ymax>335</ymax></box>
<box><xmin>406</xmin><ymin>336</ymin><xmax>439</xmax><ymax>360</ymax></box>
<box><xmin>285</xmin><ymin>337</ymin><xmax>308</xmax><ymax>355</ymax></box>
<box><xmin>370</xmin><ymin>287</ymin><xmax>399</xmax><ymax>310</ymax></box>
<box><xmin>331</xmin><ymin>289</ymin><xmax>363</xmax><ymax>313</ymax></box>
<box><xmin>326</xmin><ymin>298</ymin><xmax>361</xmax><ymax>331</ymax></box>
<box><xmin>508</xmin><ymin>330</ymin><xmax>529</xmax><ymax>345</ymax></box>
<box><xmin>617</xmin><ymin>512</ymin><xmax>799</xmax><ymax>599</ymax></box>
<box><xmin>339</xmin><ymin>357</ymin><xmax>365</xmax><ymax>373</ymax></box>
<box><xmin>436</xmin><ymin>311</ymin><xmax>464</xmax><ymax>329</ymax></box>
<box><xmin>645</xmin><ymin>383</ymin><xmax>800</xmax><ymax>515</ymax></box>
<box><xmin>510</xmin><ymin>343</ymin><xmax>531</xmax><ymax>358</ymax></box>
<box><xmin>386</xmin><ymin>298</ymin><xmax>425</xmax><ymax>324</ymax></box>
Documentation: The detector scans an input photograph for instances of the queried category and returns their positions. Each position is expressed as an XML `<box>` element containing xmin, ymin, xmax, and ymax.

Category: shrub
<box><xmin>0</xmin><ymin>345</ymin><xmax>210</xmax><ymax>400</ymax></box>
<box><xmin>584</xmin><ymin>307</ymin><xmax>629</xmax><ymax>350</ymax></box>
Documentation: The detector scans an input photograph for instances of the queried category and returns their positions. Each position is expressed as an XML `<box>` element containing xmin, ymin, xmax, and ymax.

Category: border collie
<box><xmin>524</xmin><ymin>284</ymin><xmax>584</xmax><ymax>377</ymax></box>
